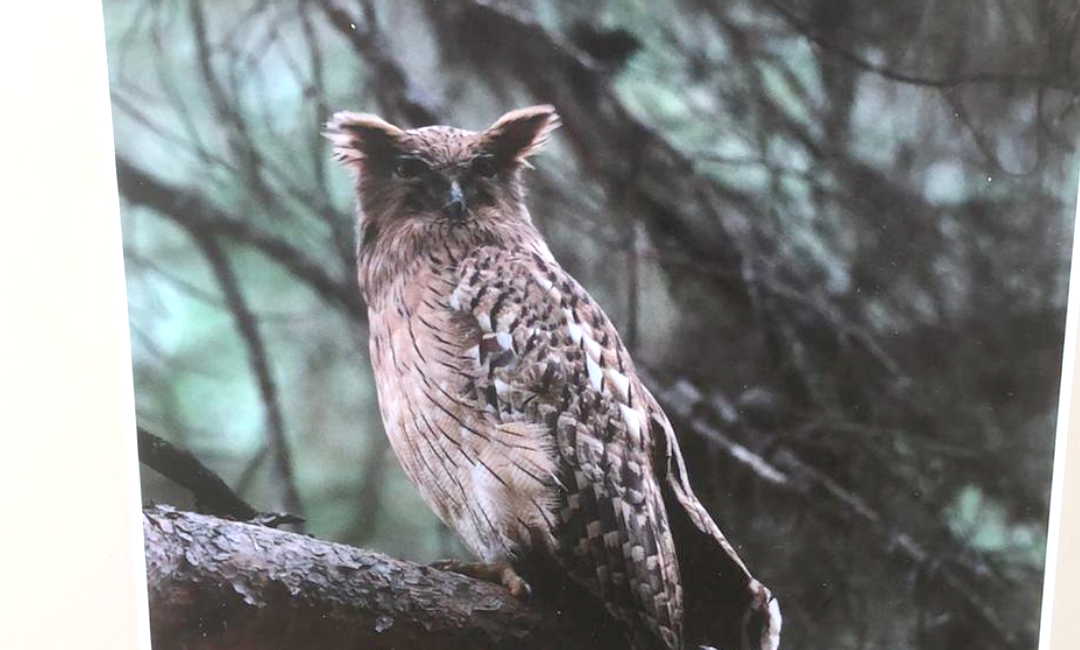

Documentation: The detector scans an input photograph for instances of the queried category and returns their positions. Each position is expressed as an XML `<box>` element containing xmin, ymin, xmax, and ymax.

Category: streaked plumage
<box><xmin>326</xmin><ymin>105</ymin><xmax>781</xmax><ymax>650</ymax></box>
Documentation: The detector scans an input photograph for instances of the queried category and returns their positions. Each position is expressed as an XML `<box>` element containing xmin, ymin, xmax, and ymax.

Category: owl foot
<box><xmin>429</xmin><ymin>559</ymin><xmax>533</xmax><ymax>600</ymax></box>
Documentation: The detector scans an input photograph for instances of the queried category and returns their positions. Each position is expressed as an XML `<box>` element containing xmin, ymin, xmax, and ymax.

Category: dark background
<box><xmin>103</xmin><ymin>1</ymin><xmax>1080</xmax><ymax>648</ymax></box>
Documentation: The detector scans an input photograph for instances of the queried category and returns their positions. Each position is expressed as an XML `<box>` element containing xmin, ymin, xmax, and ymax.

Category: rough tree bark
<box><xmin>143</xmin><ymin>506</ymin><xmax>623</xmax><ymax>650</ymax></box>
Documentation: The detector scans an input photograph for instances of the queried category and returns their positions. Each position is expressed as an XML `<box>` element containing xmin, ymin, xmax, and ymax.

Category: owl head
<box><xmin>326</xmin><ymin>105</ymin><xmax>560</xmax><ymax>253</ymax></box>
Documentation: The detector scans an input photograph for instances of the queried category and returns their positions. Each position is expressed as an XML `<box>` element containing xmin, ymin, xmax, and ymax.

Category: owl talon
<box><xmin>500</xmin><ymin>565</ymin><xmax>532</xmax><ymax>600</ymax></box>
<box><xmin>429</xmin><ymin>559</ymin><xmax>532</xmax><ymax>600</ymax></box>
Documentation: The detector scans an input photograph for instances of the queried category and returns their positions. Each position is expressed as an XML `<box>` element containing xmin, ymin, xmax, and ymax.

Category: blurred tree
<box><xmin>105</xmin><ymin>0</ymin><xmax>1080</xmax><ymax>648</ymax></box>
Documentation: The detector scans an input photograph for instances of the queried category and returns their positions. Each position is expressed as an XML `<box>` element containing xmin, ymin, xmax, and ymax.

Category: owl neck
<box><xmin>356</xmin><ymin>212</ymin><xmax>552</xmax><ymax>310</ymax></box>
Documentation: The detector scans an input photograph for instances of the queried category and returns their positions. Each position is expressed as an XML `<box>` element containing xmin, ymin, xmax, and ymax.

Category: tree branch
<box><xmin>114</xmin><ymin>154</ymin><xmax>365</xmax><ymax>321</ymax></box>
<box><xmin>137</xmin><ymin>428</ymin><xmax>303</xmax><ymax>527</ymax></box>
<box><xmin>191</xmin><ymin>232</ymin><xmax>303</xmax><ymax>518</ymax></box>
<box><xmin>758</xmin><ymin>0</ymin><xmax>1080</xmax><ymax>92</ymax></box>
<box><xmin>138</xmin><ymin>428</ymin><xmax>259</xmax><ymax>520</ymax></box>
<box><xmin>645</xmin><ymin>373</ymin><xmax>1024</xmax><ymax>650</ymax></box>
<box><xmin>143</xmin><ymin>507</ymin><xmax>617</xmax><ymax>650</ymax></box>
<box><xmin>317</xmin><ymin>0</ymin><xmax>442</xmax><ymax>126</ymax></box>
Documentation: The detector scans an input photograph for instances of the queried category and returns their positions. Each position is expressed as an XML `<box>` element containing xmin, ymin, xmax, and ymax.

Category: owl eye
<box><xmin>471</xmin><ymin>155</ymin><xmax>498</xmax><ymax>179</ymax></box>
<box><xmin>393</xmin><ymin>157</ymin><xmax>429</xmax><ymax>179</ymax></box>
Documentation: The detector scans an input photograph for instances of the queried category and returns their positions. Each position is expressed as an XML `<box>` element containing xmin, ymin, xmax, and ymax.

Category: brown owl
<box><xmin>326</xmin><ymin>105</ymin><xmax>781</xmax><ymax>650</ymax></box>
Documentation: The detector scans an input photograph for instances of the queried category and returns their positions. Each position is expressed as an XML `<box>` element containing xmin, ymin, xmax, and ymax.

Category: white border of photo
<box><xmin>0</xmin><ymin>2</ymin><xmax>149</xmax><ymax>649</ymax></box>
<box><xmin>1040</xmin><ymin>178</ymin><xmax>1080</xmax><ymax>650</ymax></box>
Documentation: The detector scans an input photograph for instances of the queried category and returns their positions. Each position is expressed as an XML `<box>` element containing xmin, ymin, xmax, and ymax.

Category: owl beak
<box><xmin>442</xmin><ymin>181</ymin><xmax>466</xmax><ymax>222</ymax></box>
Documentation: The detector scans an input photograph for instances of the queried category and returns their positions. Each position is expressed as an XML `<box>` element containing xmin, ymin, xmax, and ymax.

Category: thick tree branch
<box><xmin>143</xmin><ymin>507</ymin><xmax>618</xmax><ymax>650</ymax></box>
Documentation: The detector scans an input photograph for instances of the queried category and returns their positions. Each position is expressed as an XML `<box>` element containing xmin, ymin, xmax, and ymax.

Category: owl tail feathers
<box><xmin>744</xmin><ymin>581</ymin><xmax>782</xmax><ymax>650</ymax></box>
<box><xmin>653</xmin><ymin>416</ymin><xmax>782</xmax><ymax>650</ymax></box>
<box><xmin>663</xmin><ymin>472</ymin><xmax>783</xmax><ymax>650</ymax></box>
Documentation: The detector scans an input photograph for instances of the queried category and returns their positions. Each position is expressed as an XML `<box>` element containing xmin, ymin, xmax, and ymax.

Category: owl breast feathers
<box><xmin>326</xmin><ymin>105</ymin><xmax>781</xmax><ymax>650</ymax></box>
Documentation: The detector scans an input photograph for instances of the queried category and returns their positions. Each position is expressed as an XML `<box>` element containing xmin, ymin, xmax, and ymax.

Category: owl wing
<box><xmin>440</xmin><ymin>245</ymin><xmax>684</xmax><ymax>649</ymax></box>
<box><xmin>440</xmin><ymin>245</ymin><xmax>780</xmax><ymax>650</ymax></box>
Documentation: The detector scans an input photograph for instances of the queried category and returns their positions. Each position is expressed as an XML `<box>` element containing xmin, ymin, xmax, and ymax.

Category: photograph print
<box><xmin>102</xmin><ymin>1</ymin><xmax>1080</xmax><ymax>649</ymax></box>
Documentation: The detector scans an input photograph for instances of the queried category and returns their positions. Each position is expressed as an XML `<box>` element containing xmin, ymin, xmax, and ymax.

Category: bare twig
<box><xmin>758</xmin><ymin>0</ymin><xmax>1079</xmax><ymax>93</ymax></box>
<box><xmin>114</xmin><ymin>155</ymin><xmax>365</xmax><ymax>320</ymax></box>
<box><xmin>191</xmin><ymin>232</ymin><xmax>303</xmax><ymax>519</ymax></box>
<box><xmin>189</xmin><ymin>0</ymin><xmax>275</xmax><ymax>206</ymax></box>
<box><xmin>644</xmin><ymin>373</ymin><xmax>1025</xmax><ymax>650</ymax></box>
<box><xmin>317</xmin><ymin>0</ymin><xmax>442</xmax><ymax>125</ymax></box>
<box><xmin>138</xmin><ymin>427</ymin><xmax>301</xmax><ymax>528</ymax></box>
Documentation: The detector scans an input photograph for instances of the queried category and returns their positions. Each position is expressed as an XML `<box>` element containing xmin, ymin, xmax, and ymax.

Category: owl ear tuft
<box><xmin>324</xmin><ymin>111</ymin><xmax>405</xmax><ymax>167</ymax></box>
<box><xmin>481</xmin><ymin>105</ymin><xmax>561</xmax><ymax>166</ymax></box>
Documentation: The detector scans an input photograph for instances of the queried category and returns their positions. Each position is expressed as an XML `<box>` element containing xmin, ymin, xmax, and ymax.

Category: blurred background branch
<box><xmin>105</xmin><ymin>0</ymin><xmax>1079</xmax><ymax>648</ymax></box>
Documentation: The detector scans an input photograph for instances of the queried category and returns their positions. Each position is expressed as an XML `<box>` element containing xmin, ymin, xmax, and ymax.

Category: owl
<box><xmin>326</xmin><ymin>105</ymin><xmax>781</xmax><ymax>650</ymax></box>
